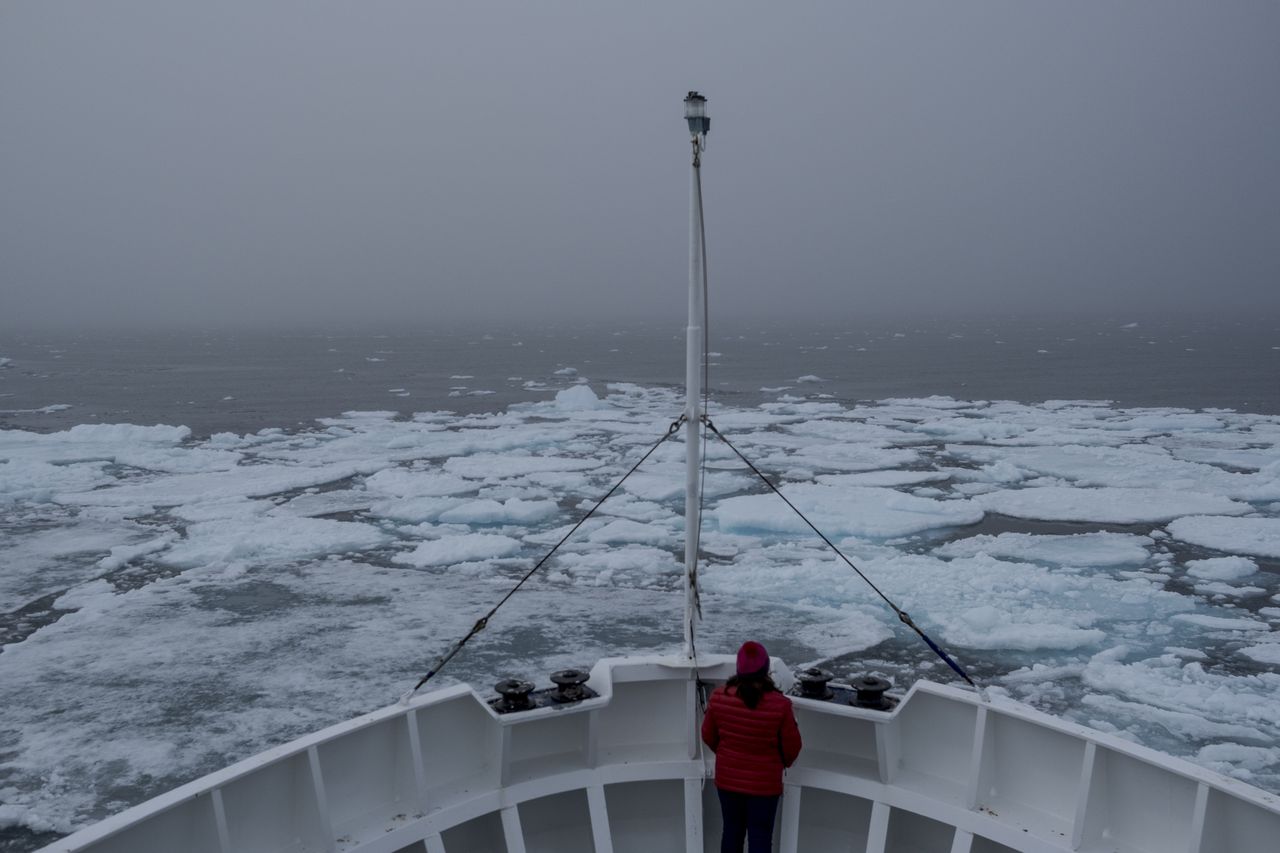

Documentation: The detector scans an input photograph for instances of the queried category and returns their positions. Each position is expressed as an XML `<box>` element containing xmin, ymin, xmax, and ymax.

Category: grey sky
<box><xmin>2</xmin><ymin>2</ymin><xmax>1278</xmax><ymax>330</ymax></box>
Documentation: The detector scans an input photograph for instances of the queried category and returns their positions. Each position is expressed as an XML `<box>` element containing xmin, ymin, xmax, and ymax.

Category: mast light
<box><xmin>684</xmin><ymin>91</ymin><xmax>709</xmax><ymax>138</ymax></box>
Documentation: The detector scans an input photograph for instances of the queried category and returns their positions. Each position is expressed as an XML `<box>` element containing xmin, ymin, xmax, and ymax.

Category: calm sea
<box><xmin>3</xmin><ymin>314</ymin><xmax>1278</xmax><ymax>436</ymax></box>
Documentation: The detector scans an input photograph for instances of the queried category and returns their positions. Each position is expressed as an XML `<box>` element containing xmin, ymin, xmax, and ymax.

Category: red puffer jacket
<box><xmin>700</xmin><ymin>685</ymin><xmax>802</xmax><ymax>796</ymax></box>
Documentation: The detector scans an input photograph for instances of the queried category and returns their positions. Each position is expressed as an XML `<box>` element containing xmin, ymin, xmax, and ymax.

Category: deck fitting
<box><xmin>493</xmin><ymin>679</ymin><xmax>535</xmax><ymax>712</ymax></box>
<box><xmin>853</xmin><ymin>675</ymin><xmax>893</xmax><ymax>710</ymax></box>
<box><xmin>489</xmin><ymin>673</ymin><xmax>599</xmax><ymax>714</ymax></box>
<box><xmin>550</xmin><ymin>669</ymin><xmax>591</xmax><ymax>702</ymax></box>
<box><xmin>796</xmin><ymin>667</ymin><xmax>835</xmax><ymax>700</ymax></box>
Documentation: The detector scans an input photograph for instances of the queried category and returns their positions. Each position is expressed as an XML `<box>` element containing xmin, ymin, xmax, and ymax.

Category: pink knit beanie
<box><xmin>736</xmin><ymin>641</ymin><xmax>769</xmax><ymax>676</ymax></box>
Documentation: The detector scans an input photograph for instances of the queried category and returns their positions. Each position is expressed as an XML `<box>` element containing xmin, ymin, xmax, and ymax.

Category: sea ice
<box><xmin>57</xmin><ymin>461</ymin><xmax>382</xmax><ymax>510</ymax></box>
<box><xmin>754</xmin><ymin>444</ymin><xmax>921</xmax><ymax>474</ymax></box>
<box><xmin>3</xmin><ymin>556</ymin><xmax>681</xmax><ymax>834</ymax></box>
<box><xmin>950</xmin><ymin>443</ymin><xmax>1280</xmax><ymax>501</ymax></box>
<box><xmin>582</xmin><ymin>494</ymin><xmax>675</xmax><ymax>524</ymax></box>
<box><xmin>4</xmin><ymin>383</ymin><xmax>1280</xmax><ymax>832</ymax></box>
<box><xmin>784</xmin><ymin>419</ymin><xmax>919</xmax><ymax>446</ymax></box>
<box><xmin>934</xmin><ymin>532</ymin><xmax>1152</xmax><ymax>567</ymax></box>
<box><xmin>444</xmin><ymin>453</ymin><xmax>598</xmax><ymax>480</ymax></box>
<box><xmin>587</xmin><ymin>519</ymin><xmax>676</xmax><ymax>546</ymax></box>
<box><xmin>554</xmin><ymin>385</ymin><xmax>610</xmax><ymax>410</ymax></box>
<box><xmin>51</xmin><ymin>579</ymin><xmax>117</xmax><ymax>612</ymax></box>
<box><xmin>0</xmin><ymin>522</ymin><xmax>150</xmax><ymax>607</ymax></box>
<box><xmin>161</xmin><ymin>517</ymin><xmax>390</xmax><ymax>568</ymax></box>
<box><xmin>437</xmin><ymin>498</ymin><xmax>559</xmax><ymax>525</ymax></box>
<box><xmin>551</xmin><ymin>546</ymin><xmax>677</xmax><ymax>587</ymax></box>
<box><xmin>273</xmin><ymin>490</ymin><xmax>375</xmax><ymax>518</ymax></box>
<box><xmin>1184</xmin><ymin>556</ymin><xmax>1257</xmax><ymax>581</ymax></box>
<box><xmin>0</xmin><ymin>459</ymin><xmax>114</xmax><ymax>504</ymax></box>
<box><xmin>1195</xmin><ymin>744</ymin><xmax>1280</xmax><ymax>782</ymax></box>
<box><xmin>364</xmin><ymin>468</ymin><xmax>474</xmax><ymax>498</ymax></box>
<box><xmin>0</xmin><ymin>803</ymin><xmax>61</xmax><ymax>834</ymax></box>
<box><xmin>393</xmin><ymin>534</ymin><xmax>523</xmax><ymax>567</ymax></box>
<box><xmin>1170</xmin><ymin>447</ymin><xmax>1278</xmax><ymax>471</ymax></box>
<box><xmin>1239</xmin><ymin>644</ymin><xmax>1280</xmax><ymax>665</ymax></box>
<box><xmin>974</xmin><ymin>486</ymin><xmax>1249</xmax><ymax>524</ymax></box>
<box><xmin>950</xmin><ymin>603</ymin><xmax>1105</xmax><ymax>651</ymax></box>
<box><xmin>621</xmin><ymin>468</ymin><xmax>748</xmax><ymax>502</ymax></box>
<box><xmin>1167</xmin><ymin>516</ymin><xmax>1280</xmax><ymax>558</ymax></box>
<box><xmin>1193</xmin><ymin>582</ymin><xmax>1267</xmax><ymax>598</ymax></box>
<box><xmin>369</xmin><ymin>496</ymin><xmax>468</xmax><ymax>523</ymax></box>
<box><xmin>1170</xmin><ymin>613</ymin><xmax>1269</xmax><ymax>632</ymax></box>
<box><xmin>170</xmin><ymin>496</ymin><xmax>273</xmax><ymax>522</ymax></box>
<box><xmin>816</xmin><ymin>470</ymin><xmax>949</xmax><ymax>488</ymax></box>
<box><xmin>879</xmin><ymin>395</ymin><xmax>973</xmax><ymax>410</ymax></box>
<box><xmin>1077</xmin><ymin>646</ymin><xmax>1279</xmax><ymax>747</ymax></box>
<box><xmin>715</xmin><ymin>484</ymin><xmax>982</xmax><ymax>539</ymax></box>
<box><xmin>97</xmin><ymin>535</ymin><xmax>178</xmax><ymax>571</ymax></box>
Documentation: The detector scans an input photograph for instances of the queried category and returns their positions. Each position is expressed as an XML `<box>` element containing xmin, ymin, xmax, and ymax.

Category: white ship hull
<box><xmin>41</xmin><ymin>655</ymin><xmax>1280</xmax><ymax>853</ymax></box>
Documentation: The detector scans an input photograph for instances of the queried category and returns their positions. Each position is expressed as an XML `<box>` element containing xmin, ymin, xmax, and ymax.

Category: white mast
<box><xmin>683</xmin><ymin>92</ymin><xmax>709</xmax><ymax>661</ymax></box>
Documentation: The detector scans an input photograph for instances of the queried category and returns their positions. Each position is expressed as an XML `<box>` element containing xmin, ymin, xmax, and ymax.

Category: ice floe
<box><xmin>364</xmin><ymin>468</ymin><xmax>474</xmax><ymax>498</ymax></box>
<box><xmin>555</xmin><ymin>385</ymin><xmax>610</xmax><ymax>410</ymax></box>
<box><xmin>393</xmin><ymin>534</ymin><xmax>523</xmax><ymax>567</ymax></box>
<box><xmin>817</xmin><ymin>470</ymin><xmax>949</xmax><ymax>488</ymax></box>
<box><xmin>161</xmin><ymin>517</ymin><xmax>391</xmax><ymax>568</ymax></box>
<box><xmin>1184</xmin><ymin>556</ymin><xmax>1258</xmax><ymax>581</ymax></box>
<box><xmin>443</xmin><ymin>453</ymin><xmax>598</xmax><ymax>480</ymax></box>
<box><xmin>975</xmin><ymin>486</ymin><xmax>1250</xmax><ymax>524</ymax></box>
<box><xmin>587</xmin><ymin>518</ymin><xmax>676</xmax><ymax>546</ymax></box>
<box><xmin>934</xmin><ymin>532</ymin><xmax>1152</xmax><ymax>566</ymax></box>
<box><xmin>1171</xmin><ymin>613</ymin><xmax>1270</xmax><ymax>632</ymax></box>
<box><xmin>950</xmin><ymin>443</ymin><xmax>1280</xmax><ymax>501</ymax></box>
<box><xmin>0</xmin><ymin>521</ymin><xmax>152</xmax><ymax>606</ymax></box>
<box><xmin>1076</xmin><ymin>646</ymin><xmax>1280</xmax><ymax>749</ymax></box>
<box><xmin>437</xmin><ymin>498</ymin><xmax>559</xmax><ymax>525</ymax></box>
<box><xmin>0</xmin><ymin>459</ymin><xmax>114</xmax><ymax>505</ymax></box>
<box><xmin>2</xmin><ymin>388</ymin><xmax>1280</xmax><ymax>835</ymax></box>
<box><xmin>1240</xmin><ymin>644</ymin><xmax>1280</xmax><ymax>665</ymax></box>
<box><xmin>715</xmin><ymin>484</ymin><xmax>982</xmax><ymax>539</ymax></box>
<box><xmin>1167</xmin><ymin>516</ymin><xmax>1280</xmax><ymax>558</ymax></box>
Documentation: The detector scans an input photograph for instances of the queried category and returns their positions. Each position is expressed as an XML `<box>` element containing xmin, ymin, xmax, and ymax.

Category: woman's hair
<box><xmin>726</xmin><ymin>671</ymin><xmax>777</xmax><ymax>710</ymax></box>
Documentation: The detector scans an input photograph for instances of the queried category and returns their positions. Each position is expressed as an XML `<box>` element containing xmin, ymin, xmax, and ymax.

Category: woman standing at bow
<box><xmin>701</xmin><ymin>641</ymin><xmax>803</xmax><ymax>853</ymax></box>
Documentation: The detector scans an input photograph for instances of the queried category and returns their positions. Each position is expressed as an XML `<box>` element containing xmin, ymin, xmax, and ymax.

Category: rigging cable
<box><xmin>400</xmin><ymin>414</ymin><xmax>687</xmax><ymax>704</ymax></box>
<box><xmin>700</xmin><ymin>417</ymin><xmax>987</xmax><ymax>699</ymax></box>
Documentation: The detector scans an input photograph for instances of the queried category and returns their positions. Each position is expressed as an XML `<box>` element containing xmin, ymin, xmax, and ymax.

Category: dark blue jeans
<box><xmin>717</xmin><ymin>788</ymin><xmax>780</xmax><ymax>853</ymax></box>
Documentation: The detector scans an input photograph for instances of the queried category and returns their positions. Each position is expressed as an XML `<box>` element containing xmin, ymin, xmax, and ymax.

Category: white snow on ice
<box><xmin>1184</xmin><ymin>556</ymin><xmax>1258</xmax><ymax>581</ymax></box>
<box><xmin>716</xmin><ymin>483</ymin><xmax>982</xmax><ymax>539</ymax></box>
<box><xmin>392</xmin><ymin>534</ymin><xmax>523</xmax><ymax>567</ymax></box>
<box><xmin>1168</xmin><ymin>516</ymin><xmax>1280</xmax><ymax>558</ymax></box>
<box><xmin>2</xmin><ymin>387</ymin><xmax>1280</xmax><ymax>836</ymax></box>
<box><xmin>934</xmin><ymin>532</ymin><xmax>1152</xmax><ymax>567</ymax></box>
<box><xmin>975</xmin><ymin>487</ymin><xmax>1250</xmax><ymax>524</ymax></box>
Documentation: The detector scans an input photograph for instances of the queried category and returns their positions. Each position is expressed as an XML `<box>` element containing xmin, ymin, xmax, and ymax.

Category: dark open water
<box><xmin>2</xmin><ymin>314</ymin><xmax>1278</xmax><ymax>437</ymax></box>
